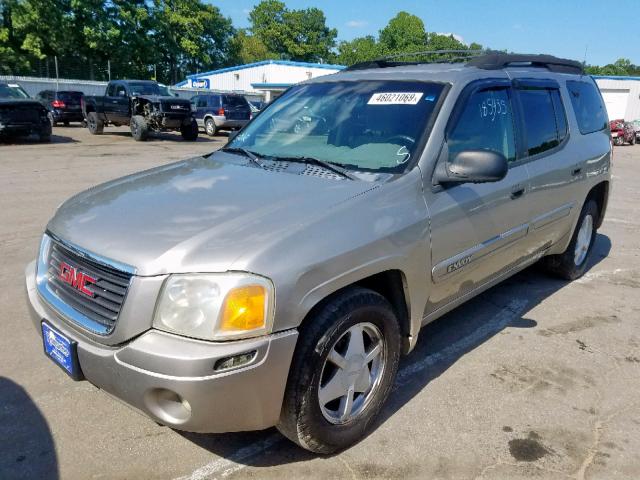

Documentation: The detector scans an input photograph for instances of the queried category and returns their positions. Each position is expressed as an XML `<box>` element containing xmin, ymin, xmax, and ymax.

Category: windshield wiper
<box><xmin>271</xmin><ymin>155</ymin><xmax>357</xmax><ymax>180</ymax></box>
<box><xmin>220</xmin><ymin>147</ymin><xmax>267</xmax><ymax>170</ymax></box>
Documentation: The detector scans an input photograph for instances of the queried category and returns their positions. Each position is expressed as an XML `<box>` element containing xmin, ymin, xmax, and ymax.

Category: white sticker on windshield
<box><xmin>368</xmin><ymin>92</ymin><xmax>423</xmax><ymax>105</ymax></box>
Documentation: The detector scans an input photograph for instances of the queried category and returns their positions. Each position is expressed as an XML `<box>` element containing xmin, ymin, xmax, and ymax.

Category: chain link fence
<box><xmin>1</xmin><ymin>56</ymin><xmax>160</xmax><ymax>83</ymax></box>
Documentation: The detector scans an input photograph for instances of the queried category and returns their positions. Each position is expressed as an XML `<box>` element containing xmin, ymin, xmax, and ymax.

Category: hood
<box><xmin>135</xmin><ymin>95</ymin><xmax>190</xmax><ymax>104</ymax></box>
<box><xmin>0</xmin><ymin>98</ymin><xmax>43</xmax><ymax>108</ymax></box>
<box><xmin>48</xmin><ymin>153</ymin><xmax>375</xmax><ymax>276</ymax></box>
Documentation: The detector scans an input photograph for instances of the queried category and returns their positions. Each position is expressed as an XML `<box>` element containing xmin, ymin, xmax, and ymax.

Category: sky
<box><xmin>216</xmin><ymin>0</ymin><xmax>640</xmax><ymax>66</ymax></box>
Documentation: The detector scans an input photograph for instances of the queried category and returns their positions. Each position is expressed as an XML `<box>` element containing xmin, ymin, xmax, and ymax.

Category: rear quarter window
<box><xmin>566</xmin><ymin>80</ymin><xmax>608</xmax><ymax>134</ymax></box>
<box><xmin>223</xmin><ymin>95</ymin><xmax>249</xmax><ymax>108</ymax></box>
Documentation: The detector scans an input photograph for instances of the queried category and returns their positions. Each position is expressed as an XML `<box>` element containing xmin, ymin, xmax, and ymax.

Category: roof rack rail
<box><xmin>467</xmin><ymin>54</ymin><xmax>584</xmax><ymax>74</ymax></box>
<box><xmin>344</xmin><ymin>49</ymin><xmax>484</xmax><ymax>71</ymax></box>
<box><xmin>343</xmin><ymin>51</ymin><xmax>584</xmax><ymax>74</ymax></box>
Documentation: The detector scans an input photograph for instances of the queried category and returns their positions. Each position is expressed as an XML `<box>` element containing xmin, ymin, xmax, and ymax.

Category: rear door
<box><xmin>512</xmin><ymin>78</ymin><xmax>582</xmax><ymax>252</ymax></box>
<box><xmin>425</xmin><ymin>80</ymin><xmax>531</xmax><ymax>314</ymax></box>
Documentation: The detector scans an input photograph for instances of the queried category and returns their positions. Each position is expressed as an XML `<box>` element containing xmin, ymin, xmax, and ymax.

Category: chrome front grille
<box><xmin>40</xmin><ymin>236</ymin><xmax>133</xmax><ymax>333</ymax></box>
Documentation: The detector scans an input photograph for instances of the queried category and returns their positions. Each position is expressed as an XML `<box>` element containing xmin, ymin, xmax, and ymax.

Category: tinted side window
<box><xmin>107</xmin><ymin>84</ymin><xmax>116</xmax><ymax>96</ymax></box>
<box><xmin>448</xmin><ymin>87</ymin><xmax>516</xmax><ymax>163</ymax></box>
<box><xmin>519</xmin><ymin>89</ymin><xmax>560</xmax><ymax>156</ymax></box>
<box><xmin>196</xmin><ymin>97</ymin><xmax>207</xmax><ymax>108</ymax></box>
<box><xmin>566</xmin><ymin>80</ymin><xmax>608</xmax><ymax>134</ymax></box>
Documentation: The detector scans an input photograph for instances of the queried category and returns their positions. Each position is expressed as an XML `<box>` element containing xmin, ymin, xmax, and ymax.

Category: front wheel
<box><xmin>540</xmin><ymin>199</ymin><xmax>599</xmax><ymax>280</ymax></box>
<box><xmin>130</xmin><ymin>115</ymin><xmax>149</xmax><ymax>141</ymax></box>
<box><xmin>181</xmin><ymin>119</ymin><xmax>199</xmax><ymax>141</ymax></box>
<box><xmin>277</xmin><ymin>287</ymin><xmax>401</xmax><ymax>454</ymax></box>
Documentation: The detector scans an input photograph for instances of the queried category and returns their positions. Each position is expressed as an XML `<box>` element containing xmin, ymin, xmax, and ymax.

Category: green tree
<box><xmin>229</xmin><ymin>29</ymin><xmax>277</xmax><ymax>64</ymax></box>
<box><xmin>151</xmin><ymin>0</ymin><xmax>234</xmax><ymax>84</ymax></box>
<box><xmin>248</xmin><ymin>0</ymin><xmax>336</xmax><ymax>61</ymax></box>
<box><xmin>336</xmin><ymin>35</ymin><xmax>381</xmax><ymax>65</ymax></box>
<box><xmin>378</xmin><ymin>11</ymin><xmax>427</xmax><ymax>53</ymax></box>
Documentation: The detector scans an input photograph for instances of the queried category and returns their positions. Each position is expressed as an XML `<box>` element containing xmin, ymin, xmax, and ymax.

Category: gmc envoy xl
<box><xmin>25</xmin><ymin>53</ymin><xmax>611</xmax><ymax>453</ymax></box>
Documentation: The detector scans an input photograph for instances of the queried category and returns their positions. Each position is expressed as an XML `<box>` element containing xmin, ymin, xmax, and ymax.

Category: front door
<box><xmin>425</xmin><ymin>81</ymin><xmax>531</xmax><ymax>314</ymax></box>
<box><xmin>104</xmin><ymin>83</ymin><xmax>129</xmax><ymax>124</ymax></box>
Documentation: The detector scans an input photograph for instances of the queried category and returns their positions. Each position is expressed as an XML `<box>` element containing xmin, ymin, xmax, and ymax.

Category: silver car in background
<box><xmin>25</xmin><ymin>53</ymin><xmax>611</xmax><ymax>453</ymax></box>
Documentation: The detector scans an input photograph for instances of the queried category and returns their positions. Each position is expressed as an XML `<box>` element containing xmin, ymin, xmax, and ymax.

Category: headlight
<box><xmin>153</xmin><ymin>273</ymin><xmax>275</xmax><ymax>341</ymax></box>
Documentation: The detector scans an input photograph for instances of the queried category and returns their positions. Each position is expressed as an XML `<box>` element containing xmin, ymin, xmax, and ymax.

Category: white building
<box><xmin>594</xmin><ymin>76</ymin><xmax>640</xmax><ymax>122</ymax></box>
<box><xmin>176</xmin><ymin>60</ymin><xmax>345</xmax><ymax>102</ymax></box>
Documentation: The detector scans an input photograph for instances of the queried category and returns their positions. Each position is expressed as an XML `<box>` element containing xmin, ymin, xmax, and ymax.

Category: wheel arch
<box><xmin>586</xmin><ymin>180</ymin><xmax>609</xmax><ymax>229</ymax></box>
<box><xmin>297</xmin><ymin>269</ymin><xmax>412</xmax><ymax>354</ymax></box>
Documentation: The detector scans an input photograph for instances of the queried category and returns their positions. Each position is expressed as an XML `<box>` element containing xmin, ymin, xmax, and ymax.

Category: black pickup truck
<box><xmin>82</xmin><ymin>80</ymin><xmax>198</xmax><ymax>141</ymax></box>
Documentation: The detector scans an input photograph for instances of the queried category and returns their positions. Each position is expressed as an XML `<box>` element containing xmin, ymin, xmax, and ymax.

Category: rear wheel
<box><xmin>181</xmin><ymin>119</ymin><xmax>199</xmax><ymax>141</ymax></box>
<box><xmin>277</xmin><ymin>287</ymin><xmax>401</xmax><ymax>454</ymax></box>
<box><xmin>86</xmin><ymin>112</ymin><xmax>103</xmax><ymax>135</ymax></box>
<box><xmin>205</xmin><ymin>118</ymin><xmax>217</xmax><ymax>136</ymax></box>
<box><xmin>540</xmin><ymin>199</ymin><xmax>599</xmax><ymax>280</ymax></box>
<box><xmin>130</xmin><ymin>115</ymin><xmax>149</xmax><ymax>141</ymax></box>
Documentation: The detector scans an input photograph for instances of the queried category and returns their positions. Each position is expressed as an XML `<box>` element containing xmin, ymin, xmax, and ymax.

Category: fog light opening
<box><xmin>144</xmin><ymin>388</ymin><xmax>192</xmax><ymax>425</ymax></box>
<box><xmin>214</xmin><ymin>350</ymin><xmax>257</xmax><ymax>372</ymax></box>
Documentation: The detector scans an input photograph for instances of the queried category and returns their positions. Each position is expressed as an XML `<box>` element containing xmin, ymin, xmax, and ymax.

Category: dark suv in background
<box><xmin>0</xmin><ymin>82</ymin><xmax>52</xmax><ymax>142</ymax></box>
<box><xmin>191</xmin><ymin>93</ymin><xmax>252</xmax><ymax>136</ymax></box>
<box><xmin>36</xmin><ymin>90</ymin><xmax>84</xmax><ymax>126</ymax></box>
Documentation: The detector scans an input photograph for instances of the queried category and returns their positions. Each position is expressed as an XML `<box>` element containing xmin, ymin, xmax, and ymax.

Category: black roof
<box><xmin>345</xmin><ymin>51</ymin><xmax>584</xmax><ymax>75</ymax></box>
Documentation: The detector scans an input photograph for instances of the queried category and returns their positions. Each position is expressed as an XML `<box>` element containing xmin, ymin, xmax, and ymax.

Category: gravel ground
<box><xmin>1</xmin><ymin>126</ymin><xmax>638</xmax><ymax>480</ymax></box>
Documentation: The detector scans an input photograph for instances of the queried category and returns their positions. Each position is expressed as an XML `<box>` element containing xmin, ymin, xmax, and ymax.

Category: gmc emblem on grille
<box><xmin>58</xmin><ymin>261</ymin><xmax>96</xmax><ymax>297</ymax></box>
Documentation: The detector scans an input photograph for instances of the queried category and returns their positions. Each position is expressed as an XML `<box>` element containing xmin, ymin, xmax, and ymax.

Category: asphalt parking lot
<box><xmin>1</xmin><ymin>126</ymin><xmax>639</xmax><ymax>480</ymax></box>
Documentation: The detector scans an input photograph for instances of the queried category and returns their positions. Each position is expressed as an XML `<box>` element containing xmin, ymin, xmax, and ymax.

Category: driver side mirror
<box><xmin>435</xmin><ymin>149</ymin><xmax>508</xmax><ymax>185</ymax></box>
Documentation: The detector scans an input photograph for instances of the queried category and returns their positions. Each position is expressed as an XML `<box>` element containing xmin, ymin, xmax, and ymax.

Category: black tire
<box><xmin>540</xmin><ymin>199</ymin><xmax>599</xmax><ymax>280</ymax></box>
<box><xmin>63</xmin><ymin>121</ymin><xmax>70</xmax><ymax>127</ymax></box>
<box><xmin>205</xmin><ymin>118</ymin><xmax>217</xmax><ymax>136</ymax></box>
<box><xmin>181</xmin><ymin>119</ymin><xmax>199</xmax><ymax>141</ymax></box>
<box><xmin>130</xmin><ymin>115</ymin><xmax>149</xmax><ymax>141</ymax></box>
<box><xmin>86</xmin><ymin>112</ymin><xmax>104</xmax><ymax>135</ymax></box>
<box><xmin>38</xmin><ymin>122</ymin><xmax>52</xmax><ymax>143</ymax></box>
<box><xmin>277</xmin><ymin>287</ymin><xmax>401</xmax><ymax>454</ymax></box>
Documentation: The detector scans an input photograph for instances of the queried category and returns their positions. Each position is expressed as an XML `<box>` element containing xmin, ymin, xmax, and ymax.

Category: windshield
<box><xmin>129</xmin><ymin>83</ymin><xmax>165</xmax><ymax>96</ymax></box>
<box><xmin>227</xmin><ymin>80</ymin><xmax>445</xmax><ymax>173</ymax></box>
<box><xmin>0</xmin><ymin>84</ymin><xmax>30</xmax><ymax>99</ymax></box>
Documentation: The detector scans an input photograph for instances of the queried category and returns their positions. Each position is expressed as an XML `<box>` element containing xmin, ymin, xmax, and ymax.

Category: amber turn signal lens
<box><xmin>219</xmin><ymin>285</ymin><xmax>266</xmax><ymax>332</ymax></box>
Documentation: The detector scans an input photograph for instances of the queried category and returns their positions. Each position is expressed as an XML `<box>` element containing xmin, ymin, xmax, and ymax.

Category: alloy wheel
<box><xmin>318</xmin><ymin>322</ymin><xmax>386</xmax><ymax>424</ymax></box>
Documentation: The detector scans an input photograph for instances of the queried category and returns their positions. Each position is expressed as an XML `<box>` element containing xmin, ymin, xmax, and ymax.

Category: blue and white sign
<box><xmin>191</xmin><ymin>78</ymin><xmax>210</xmax><ymax>89</ymax></box>
<box><xmin>42</xmin><ymin>322</ymin><xmax>76</xmax><ymax>376</ymax></box>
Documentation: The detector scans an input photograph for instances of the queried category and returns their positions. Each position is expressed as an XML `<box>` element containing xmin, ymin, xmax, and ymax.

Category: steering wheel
<box><xmin>387</xmin><ymin>134</ymin><xmax>416</xmax><ymax>146</ymax></box>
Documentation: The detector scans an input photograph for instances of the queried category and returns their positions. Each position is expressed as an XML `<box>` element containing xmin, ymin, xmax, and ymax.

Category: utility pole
<box><xmin>54</xmin><ymin>56</ymin><xmax>59</xmax><ymax>91</ymax></box>
<box><xmin>107</xmin><ymin>60</ymin><xmax>111</xmax><ymax>81</ymax></box>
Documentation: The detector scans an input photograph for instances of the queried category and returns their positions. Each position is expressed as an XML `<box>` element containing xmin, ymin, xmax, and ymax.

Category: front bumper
<box><xmin>25</xmin><ymin>261</ymin><xmax>298</xmax><ymax>433</ymax></box>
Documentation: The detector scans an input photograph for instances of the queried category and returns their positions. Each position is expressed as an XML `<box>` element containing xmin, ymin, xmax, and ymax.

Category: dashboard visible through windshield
<box><xmin>227</xmin><ymin>80</ymin><xmax>445</xmax><ymax>173</ymax></box>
